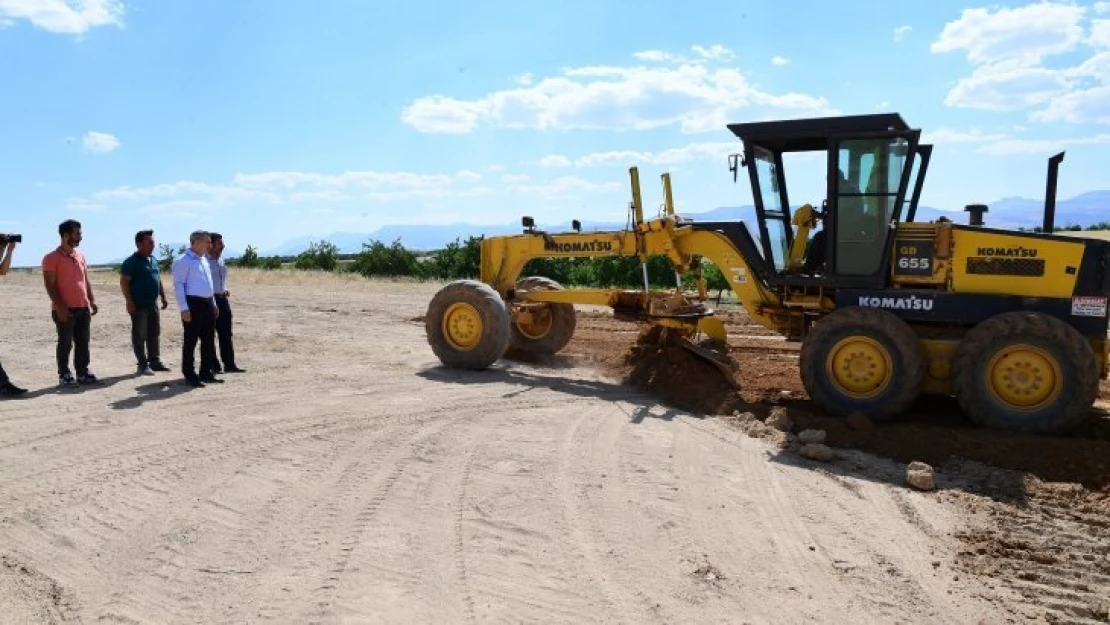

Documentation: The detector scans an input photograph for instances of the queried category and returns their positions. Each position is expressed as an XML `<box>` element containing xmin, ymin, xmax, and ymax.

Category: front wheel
<box><xmin>800</xmin><ymin>307</ymin><xmax>926</xmax><ymax>420</ymax></box>
<box><xmin>951</xmin><ymin>311</ymin><xmax>1098</xmax><ymax>434</ymax></box>
<box><xmin>425</xmin><ymin>280</ymin><xmax>511</xmax><ymax>370</ymax></box>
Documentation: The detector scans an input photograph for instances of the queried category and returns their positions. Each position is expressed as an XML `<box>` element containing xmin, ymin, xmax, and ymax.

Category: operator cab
<box><xmin>718</xmin><ymin>113</ymin><xmax>931</xmax><ymax>289</ymax></box>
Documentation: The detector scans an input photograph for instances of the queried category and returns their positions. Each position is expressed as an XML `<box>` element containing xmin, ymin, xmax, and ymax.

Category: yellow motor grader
<box><xmin>425</xmin><ymin>113</ymin><xmax>1110</xmax><ymax>434</ymax></box>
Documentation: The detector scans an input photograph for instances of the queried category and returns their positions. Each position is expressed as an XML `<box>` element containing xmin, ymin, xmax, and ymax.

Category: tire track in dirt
<box><xmin>2</xmin><ymin>383</ymin><xmax>550</xmax><ymax>622</ymax></box>
<box><xmin>952</xmin><ymin>484</ymin><xmax>1110</xmax><ymax>624</ymax></box>
<box><xmin>554</xmin><ymin>405</ymin><xmax>645</xmax><ymax>622</ymax></box>
<box><xmin>451</xmin><ymin>400</ymin><xmax>631</xmax><ymax>623</ymax></box>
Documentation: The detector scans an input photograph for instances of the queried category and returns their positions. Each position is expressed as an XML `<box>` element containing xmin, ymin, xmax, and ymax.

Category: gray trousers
<box><xmin>130</xmin><ymin>303</ymin><xmax>162</xmax><ymax>366</ymax></box>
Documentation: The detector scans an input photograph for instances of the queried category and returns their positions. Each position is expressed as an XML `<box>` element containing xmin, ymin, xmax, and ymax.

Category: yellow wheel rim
<box><xmin>442</xmin><ymin>302</ymin><xmax>483</xmax><ymax>351</ymax></box>
<box><xmin>515</xmin><ymin>306</ymin><xmax>553</xmax><ymax>340</ymax></box>
<box><xmin>825</xmin><ymin>336</ymin><xmax>892</xmax><ymax>399</ymax></box>
<box><xmin>986</xmin><ymin>344</ymin><xmax>1062</xmax><ymax>410</ymax></box>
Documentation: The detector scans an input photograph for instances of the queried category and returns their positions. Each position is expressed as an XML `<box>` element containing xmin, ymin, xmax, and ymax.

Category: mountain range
<box><xmin>258</xmin><ymin>191</ymin><xmax>1110</xmax><ymax>257</ymax></box>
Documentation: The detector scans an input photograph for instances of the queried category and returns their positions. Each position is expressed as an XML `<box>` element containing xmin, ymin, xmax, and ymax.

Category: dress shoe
<box><xmin>0</xmin><ymin>382</ymin><xmax>28</xmax><ymax>397</ymax></box>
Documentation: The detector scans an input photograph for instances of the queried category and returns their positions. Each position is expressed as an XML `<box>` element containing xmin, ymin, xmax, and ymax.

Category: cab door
<box><xmin>825</xmin><ymin>130</ymin><xmax>920</xmax><ymax>283</ymax></box>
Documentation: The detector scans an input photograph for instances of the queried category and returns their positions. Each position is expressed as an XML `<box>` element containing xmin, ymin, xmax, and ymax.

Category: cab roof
<box><xmin>726</xmin><ymin>113</ymin><xmax>911</xmax><ymax>152</ymax></box>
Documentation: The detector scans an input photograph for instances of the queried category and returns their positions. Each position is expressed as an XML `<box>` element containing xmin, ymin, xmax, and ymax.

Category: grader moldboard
<box><xmin>425</xmin><ymin>113</ymin><xmax>1110</xmax><ymax>434</ymax></box>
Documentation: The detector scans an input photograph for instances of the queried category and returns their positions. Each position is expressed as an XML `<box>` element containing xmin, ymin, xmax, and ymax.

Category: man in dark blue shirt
<box><xmin>120</xmin><ymin>229</ymin><xmax>169</xmax><ymax>375</ymax></box>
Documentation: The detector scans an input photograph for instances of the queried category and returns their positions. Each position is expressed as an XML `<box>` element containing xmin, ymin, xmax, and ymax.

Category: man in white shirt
<box><xmin>171</xmin><ymin>230</ymin><xmax>223</xmax><ymax>387</ymax></box>
<box><xmin>207</xmin><ymin>233</ymin><xmax>244</xmax><ymax>374</ymax></box>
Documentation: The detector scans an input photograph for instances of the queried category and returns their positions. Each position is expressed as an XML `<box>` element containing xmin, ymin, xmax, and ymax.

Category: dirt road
<box><xmin>1</xmin><ymin>269</ymin><xmax>1106</xmax><ymax>623</ymax></box>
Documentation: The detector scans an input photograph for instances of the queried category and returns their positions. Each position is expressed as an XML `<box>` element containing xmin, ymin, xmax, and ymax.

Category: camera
<box><xmin>0</xmin><ymin>234</ymin><xmax>21</xmax><ymax>244</ymax></box>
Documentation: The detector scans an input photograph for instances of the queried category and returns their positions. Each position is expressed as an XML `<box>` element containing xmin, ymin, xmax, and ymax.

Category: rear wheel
<box><xmin>508</xmin><ymin>276</ymin><xmax>576</xmax><ymax>357</ymax></box>
<box><xmin>425</xmin><ymin>279</ymin><xmax>511</xmax><ymax>370</ymax></box>
<box><xmin>952</xmin><ymin>311</ymin><xmax>1097</xmax><ymax>434</ymax></box>
<box><xmin>800</xmin><ymin>307</ymin><xmax>926</xmax><ymax>420</ymax></box>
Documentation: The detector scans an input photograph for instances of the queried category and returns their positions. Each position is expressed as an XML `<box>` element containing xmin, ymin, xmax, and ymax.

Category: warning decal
<box><xmin>1071</xmin><ymin>296</ymin><xmax>1108</xmax><ymax>318</ymax></box>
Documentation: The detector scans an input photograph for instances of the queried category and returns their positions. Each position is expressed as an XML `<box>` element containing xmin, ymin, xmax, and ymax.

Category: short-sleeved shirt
<box><xmin>121</xmin><ymin>252</ymin><xmax>162</xmax><ymax>306</ymax></box>
<box><xmin>42</xmin><ymin>247</ymin><xmax>91</xmax><ymax>312</ymax></box>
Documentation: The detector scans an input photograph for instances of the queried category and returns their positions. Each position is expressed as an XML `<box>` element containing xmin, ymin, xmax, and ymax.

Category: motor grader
<box><xmin>425</xmin><ymin>113</ymin><xmax>1110</xmax><ymax>434</ymax></box>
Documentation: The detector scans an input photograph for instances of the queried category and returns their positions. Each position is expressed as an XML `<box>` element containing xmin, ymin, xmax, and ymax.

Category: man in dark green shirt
<box><xmin>120</xmin><ymin>229</ymin><xmax>169</xmax><ymax>375</ymax></box>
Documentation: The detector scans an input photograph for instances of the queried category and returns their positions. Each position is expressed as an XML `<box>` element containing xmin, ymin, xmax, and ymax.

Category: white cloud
<box><xmin>231</xmin><ymin>170</ymin><xmax>473</xmax><ymax>190</ymax></box>
<box><xmin>771</xmin><ymin>56</ymin><xmax>789</xmax><ymax>66</ymax></box>
<box><xmin>503</xmin><ymin>175</ymin><xmax>620</xmax><ymax>200</ymax></box>
<box><xmin>931</xmin><ymin>2</ymin><xmax>1087</xmax><ymax>65</ymax></box>
<box><xmin>64</xmin><ymin>199</ymin><xmax>108</xmax><ymax>213</ymax></box>
<box><xmin>514</xmin><ymin>73</ymin><xmax>533</xmax><ymax>86</ymax></box>
<box><xmin>82</xmin><ymin>131</ymin><xmax>119</xmax><ymax>154</ymax></box>
<box><xmin>64</xmin><ymin>167</ymin><xmax>618</xmax><ymax>218</ymax></box>
<box><xmin>539</xmin><ymin>155</ymin><xmax>572</xmax><ymax>167</ymax></box>
<box><xmin>91</xmin><ymin>181</ymin><xmax>277</xmax><ymax>204</ymax></box>
<box><xmin>978</xmin><ymin>133</ymin><xmax>1110</xmax><ymax>154</ymax></box>
<box><xmin>537</xmin><ymin>141</ymin><xmax>739</xmax><ymax>169</ymax></box>
<box><xmin>0</xmin><ymin>0</ymin><xmax>124</xmax><ymax>35</ymax></box>
<box><xmin>632</xmin><ymin>49</ymin><xmax>685</xmax><ymax>63</ymax></box>
<box><xmin>930</xmin><ymin>2</ymin><xmax>1110</xmax><ymax>124</ymax></box>
<box><xmin>290</xmin><ymin>190</ymin><xmax>351</xmax><ymax>203</ymax></box>
<box><xmin>921</xmin><ymin>128</ymin><xmax>1011</xmax><ymax>144</ymax></box>
<box><xmin>401</xmin><ymin>45</ymin><xmax>837</xmax><ymax>134</ymax></box>
<box><xmin>0</xmin><ymin>17</ymin><xmax>13</xmax><ymax>28</ymax></box>
<box><xmin>1089</xmin><ymin>19</ymin><xmax>1110</xmax><ymax>47</ymax></box>
<box><xmin>894</xmin><ymin>25</ymin><xmax>912</xmax><ymax>42</ymax></box>
<box><xmin>943</xmin><ymin>64</ymin><xmax>1073</xmax><ymax>110</ymax></box>
<box><xmin>1031</xmin><ymin>84</ymin><xmax>1110</xmax><ymax>123</ymax></box>
<box><xmin>691</xmin><ymin>44</ymin><xmax>734</xmax><ymax>60</ymax></box>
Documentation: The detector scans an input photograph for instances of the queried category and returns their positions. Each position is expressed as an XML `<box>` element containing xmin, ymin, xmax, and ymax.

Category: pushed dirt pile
<box><xmin>786</xmin><ymin>404</ymin><xmax>1110</xmax><ymax>490</ymax></box>
<box><xmin>617</xmin><ymin>325</ymin><xmax>753</xmax><ymax>416</ymax></box>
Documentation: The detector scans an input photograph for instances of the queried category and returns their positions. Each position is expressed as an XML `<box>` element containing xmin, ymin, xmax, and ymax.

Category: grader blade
<box><xmin>678</xmin><ymin>336</ymin><xmax>743</xmax><ymax>391</ymax></box>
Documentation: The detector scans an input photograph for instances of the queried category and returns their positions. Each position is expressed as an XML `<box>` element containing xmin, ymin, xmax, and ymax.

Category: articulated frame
<box><xmin>478</xmin><ymin>167</ymin><xmax>790</xmax><ymax>339</ymax></box>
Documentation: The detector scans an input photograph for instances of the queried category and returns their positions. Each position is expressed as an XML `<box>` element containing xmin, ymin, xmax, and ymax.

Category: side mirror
<box><xmin>728</xmin><ymin>153</ymin><xmax>745</xmax><ymax>183</ymax></box>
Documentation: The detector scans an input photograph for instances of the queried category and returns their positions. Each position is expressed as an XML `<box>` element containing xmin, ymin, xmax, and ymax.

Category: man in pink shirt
<box><xmin>42</xmin><ymin>219</ymin><xmax>100</xmax><ymax>388</ymax></box>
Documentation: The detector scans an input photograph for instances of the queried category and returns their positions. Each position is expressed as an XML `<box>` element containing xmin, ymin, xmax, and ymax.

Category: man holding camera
<box><xmin>0</xmin><ymin>233</ymin><xmax>28</xmax><ymax>397</ymax></box>
<box><xmin>43</xmin><ymin>219</ymin><xmax>100</xmax><ymax>388</ymax></box>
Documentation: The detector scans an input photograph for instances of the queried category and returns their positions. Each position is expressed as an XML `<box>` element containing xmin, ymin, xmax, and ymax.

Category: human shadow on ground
<box><xmin>416</xmin><ymin>363</ymin><xmax>686</xmax><ymax>423</ymax></box>
<box><xmin>110</xmin><ymin>379</ymin><xmax>198</xmax><ymax>410</ymax></box>
<box><xmin>13</xmin><ymin>373</ymin><xmax>134</xmax><ymax>400</ymax></box>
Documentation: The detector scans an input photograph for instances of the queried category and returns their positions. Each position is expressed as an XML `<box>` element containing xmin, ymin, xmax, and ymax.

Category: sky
<box><xmin>2</xmin><ymin>0</ymin><xmax>1110</xmax><ymax>265</ymax></box>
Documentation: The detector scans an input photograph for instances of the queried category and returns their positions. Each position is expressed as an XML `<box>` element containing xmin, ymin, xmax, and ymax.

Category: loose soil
<box><xmin>1</xmin><ymin>269</ymin><xmax>1108</xmax><ymax>624</ymax></box>
<box><xmin>558</xmin><ymin>304</ymin><xmax>1110</xmax><ymax>625</ymax></box>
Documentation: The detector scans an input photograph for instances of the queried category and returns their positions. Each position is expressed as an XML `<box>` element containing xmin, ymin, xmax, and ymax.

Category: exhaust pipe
<box><xmin>965</xmin><ymin>203</ymin><xmax>988</xmax><ymax>227</ymax></box>
<box><xmin>1043</xmin><ymin>151</ymin><xmax>1065</xmax><ymax>233</ymax></box>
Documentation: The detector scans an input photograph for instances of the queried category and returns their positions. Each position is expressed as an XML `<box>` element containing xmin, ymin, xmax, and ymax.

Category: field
<box><xmin>1</xmin><ymin>267</ymin><xmax>1109</xmax><ymax>624</ymax></box>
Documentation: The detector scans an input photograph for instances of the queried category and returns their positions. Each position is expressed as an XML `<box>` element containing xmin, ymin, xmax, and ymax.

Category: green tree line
<box><xmin>155</xmin><ymin>236</ymin><xmax>732</xmax><ymax>298</ymax></box>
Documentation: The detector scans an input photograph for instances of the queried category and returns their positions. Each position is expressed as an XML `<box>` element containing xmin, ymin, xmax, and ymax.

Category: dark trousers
<box><xmin>52</xmin><ymin>307</ymin><xmax>91</xmax><ymax>376</ymax></box>
<box><xmin>214</xmin><ymin>294</ymin><xmax>236</xmax><ymax>369</ymax></box>
<box><xmin>130</xmin><ymin>303</ymin><xmax>162</xmax><ymax>366</ymax></box>
<box><xmin>182</xmin><ymin>296</ymin><xmax>218</xmax><ymax>379</ymax></box>
<box><xmin>0</xmin><ymin>361</ymin><xmax>9</xmax><ymax>385</ymax></box>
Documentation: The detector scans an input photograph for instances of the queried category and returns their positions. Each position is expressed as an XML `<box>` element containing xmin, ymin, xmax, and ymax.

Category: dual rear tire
<box><xmin>801</xmin><ymin>308</ymin><xmax>1098</xmax><ymax>434</ymax></box>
